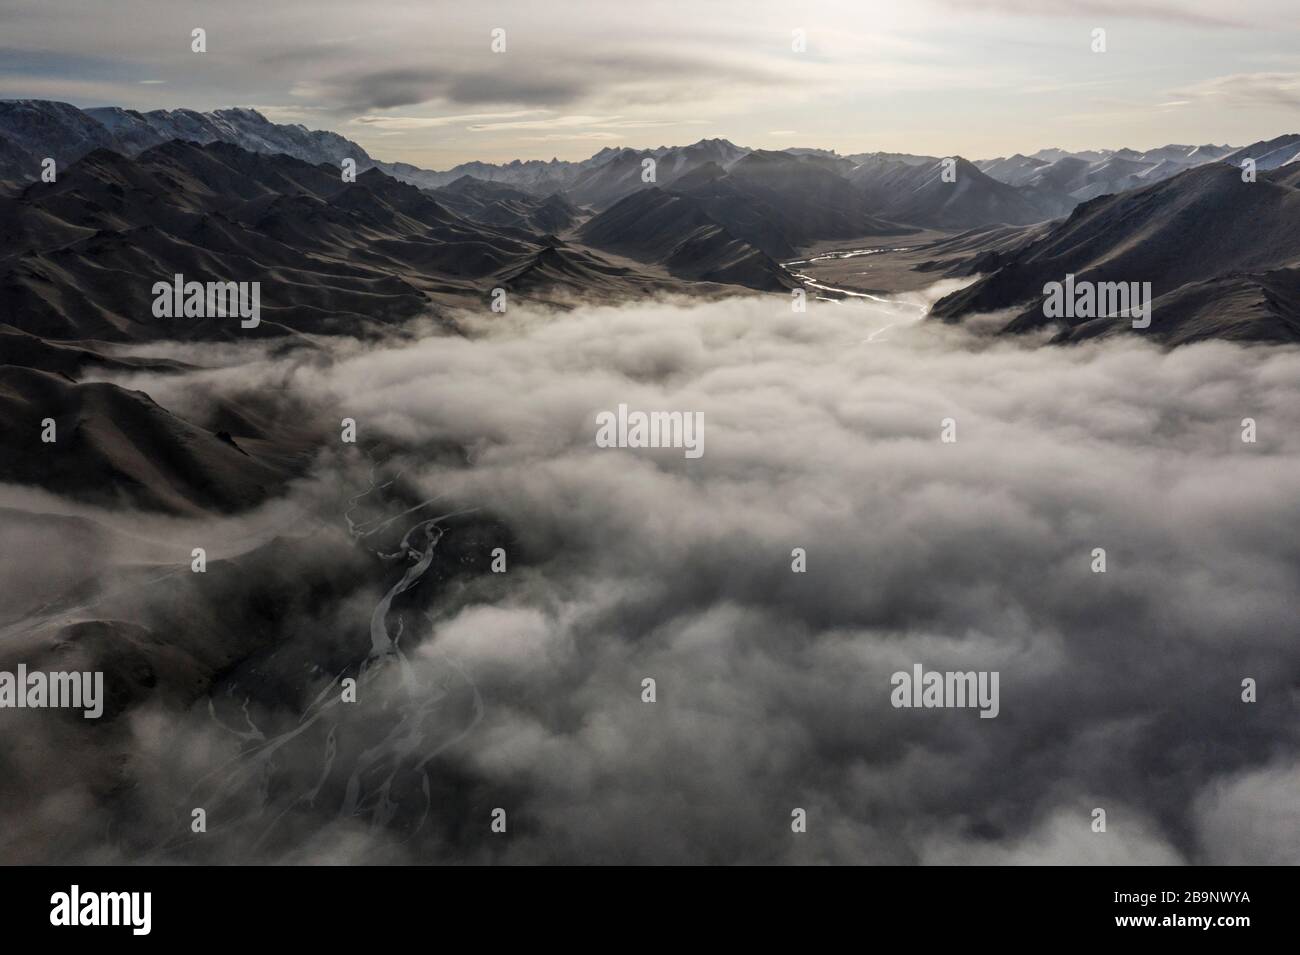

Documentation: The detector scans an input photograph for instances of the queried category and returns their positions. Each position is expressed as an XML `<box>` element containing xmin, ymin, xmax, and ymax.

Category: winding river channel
<box><xmin>784</xmin><ymin>247</ymin><xmax>928</xmax><ymax>342</ymax></box>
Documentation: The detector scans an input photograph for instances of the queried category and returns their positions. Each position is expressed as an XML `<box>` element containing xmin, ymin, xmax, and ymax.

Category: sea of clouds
<box><xmin>3</xmin><ymin>290</ymin><xmax>1298</xmax><ymax>864</ymax></box>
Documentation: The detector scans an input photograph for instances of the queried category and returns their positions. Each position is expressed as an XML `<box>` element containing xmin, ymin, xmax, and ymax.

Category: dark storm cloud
<box><xmin>7</xmin><ymin>292</ymin><xmax>1290</xmax><ymax>864</ymax></box>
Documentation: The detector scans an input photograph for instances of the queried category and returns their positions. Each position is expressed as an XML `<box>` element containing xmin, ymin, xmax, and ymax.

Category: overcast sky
<box><xmin>3</xmin><ymin>0</ymin><xmax>1299</xmax><ymax>168</ymax></box>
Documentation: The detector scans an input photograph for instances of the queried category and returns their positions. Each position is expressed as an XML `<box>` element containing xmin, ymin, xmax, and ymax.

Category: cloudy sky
<box><xmin>2</xmin><ymin>0</ymin><xmax>1299</xmax><ymax>167</ymax></box>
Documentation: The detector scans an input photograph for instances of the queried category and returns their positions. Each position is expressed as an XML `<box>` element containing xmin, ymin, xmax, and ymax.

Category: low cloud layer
<box><xmin>3</xmin><ymin>291</ymin><xmax>1298</xmax><ymax>864</ymax></box>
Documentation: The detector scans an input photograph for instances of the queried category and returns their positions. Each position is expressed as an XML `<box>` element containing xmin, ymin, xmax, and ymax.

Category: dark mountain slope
<box><xmin>578</xmin><ymin>188</ymin><xmax>796</xmax><ymax>291</ymax></box>
<box><xmin>562</xmin><ymin>139</ymin><xmax>755</xmax><ymax>210</ymax></box>
<box><xmin>499</xmin><ymin>243</ymin><xmax>662</xmax><ymax>297</ymax></box>
<box><xmin>0</xmin><ymin>141</ymin><xmax>655</xmax><ymax>341</ymax></box>
<box><xmin>431</xmin><ymin>176</ymin><xmax>582</xmax><ymax>233</ymax></box>
<box><xmin>0</xmin><ymin>325</ymin><xmax>190</xmax><ymax>377</ymax></box>
<box><xmin>1060</xmin><ymin>269</ymin><xmax>1300</xmax><ymax>346</ymax></box>
<box><xmin>566</xmin><ymin>148</ymin><xmax>657</xmax><ymax>209</ymax></box>
<box><xmin>910</xmin><ymin>222</ymin><xmax>1054</xmax><ymax>278</ymax></box>
<box><xmin>930</xmin><ymin>163</ymin><xmax>1300</xmax><ymax>343</ymax></box>
<box><xmin>1221</xmin><ymin>134</ymin><xmax>1300</xmax><ymax>171</ymax></box>
<box><xmin>0</xmin><ymin>366</ymin><xmax>304</xmax><ymax>514</ymax></box>
<box><xmin>849</xmin><ymin>156</ymin><xmax>1068</xmax><ymax>229</ymax></box>
<box><xmin>0</xmin><ymin>134</ymin><xmax>40</xmax><ymax>190</ymax></box>
<box><xmin>86</xmin><ymin>106</ymin><xmax>369</xmax><ymax>168</ymax></box>
<box><xmin>668</xmin><ymin>162</ymin><xmax>805</xmax><ymax>259</ymax></box>
<box><xmin>0</xmin><ymin>101</ymin><xmax>120</xmax><ymax>167</ymax></box>
<box><xmin>974</xmin><ymin>153</ymin><xmax>1048</xmax><ymax>186</ymax></box>
<box><xmin>726</xmin><ymin>150</ymin><xmax>902</xmax><ymax>241</ymax></box>
<box><xmin>661</xmin><ymin>153</ymin><xmax>914</xmax><ymax>259</ymax></box>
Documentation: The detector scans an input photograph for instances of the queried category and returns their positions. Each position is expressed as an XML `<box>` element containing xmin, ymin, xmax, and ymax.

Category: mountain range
<box><xmin>3</xmin><ymin>99</ymin><xmax>1298</xmax><ymax>342</ymax></box>
<box><xmin>5</xmin><ymin>100</ymin><xmax>1295</xmax><ymax>225</ymax></box>
<box><xmin>2</xmin><ymin>98</ymin><xmax>1300</xmax><ymax>516</ymax></box>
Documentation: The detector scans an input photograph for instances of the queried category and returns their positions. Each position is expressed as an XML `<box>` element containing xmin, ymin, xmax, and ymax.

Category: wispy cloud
<box><xmin>1171</xmin><ymin>71</ymin><xmax>1300</xmax><ymax>110</ymax></box>
<box><xmin>354</xmin><ymin>110</ymin><xmax>549</xmax><ymax>130</ymax></box>
<box><xmin>929</xmin><ymin>0</ymin><xmax>1258</xmax><ymax>29</ymax></box>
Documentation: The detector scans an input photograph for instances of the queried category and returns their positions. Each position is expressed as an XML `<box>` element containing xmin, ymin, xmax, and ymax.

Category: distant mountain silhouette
<box><xmin>848</xmin><ymin>155</ymin><xmax>1069</xmax><ymax>229</ymax></box>
<box><xmin>1221</xmin><ymin>134</ymin><xmax>1300</xmax><ymax>171</ymax></box>
<box><xmin>975</xmin><ymin>143</ymin><xmax>1239</xmax><ymax>202</ymax></box>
